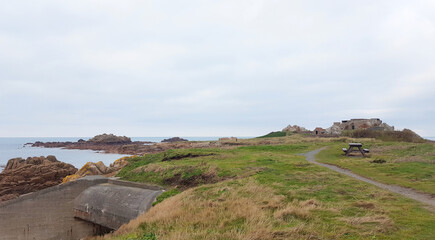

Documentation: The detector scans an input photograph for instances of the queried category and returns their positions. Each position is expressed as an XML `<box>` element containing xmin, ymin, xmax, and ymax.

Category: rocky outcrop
<box><xmin>87</xmin><ymin>134</ymin><xmax>131</xmax><ymax>144</ymax></box>
<box><xmin>282</xmin><ymin>125</ymin><xmax>309</xmax><ymax>132</ymax></box>
<box><xmin>63</xmin><ymin>157</ymin><xmax>130</xmax><ymax>183</ymax></box>
<box><xmin>31</xmin><ymin>134</ymin><xmax>150</xmax><ymax>154</ymax></box>
<box><xmin>0</xmin><ymin>156</ymin><xmax>77</xmax><ymax>202</ymax></box>
<box><xmin>161</xmin><ymin>137</ymin><xmax>188</xmax><ymax>143</ymax></box>
<box><xmin>29</xmin><ymin>134</ymin><xmax>251</xmax><ymax>155</ymax></box>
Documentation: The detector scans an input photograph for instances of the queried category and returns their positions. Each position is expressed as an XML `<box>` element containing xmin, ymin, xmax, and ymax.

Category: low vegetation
<box><xmin>341</xmin><ymin>129</ymin><xmax>425</xmax><ymax>143</ymax></box>
<box><xmin>317</xmin><ymin>141</ymin><xmax>435</xmax><ymax>195</ymax></box>
<box><xmin>257</xmin><ymin>131</ymin><xmax>288</xmax><ymax>138</ymax></box>
<box><xmin>89</xmin><ymin>135</ymin><xmax>435</xmax><ymax>240</ymax></box>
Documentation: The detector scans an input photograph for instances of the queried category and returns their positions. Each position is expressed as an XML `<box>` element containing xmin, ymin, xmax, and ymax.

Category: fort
<box><xmin>283</xmin><ymin>118</ymin><xmax>395</xmax><ymax>136</ymax></box>
<box><xmin>326</xmin><ymin>118</ymin><xmax>394</xmax><ymax>135</ymax></box>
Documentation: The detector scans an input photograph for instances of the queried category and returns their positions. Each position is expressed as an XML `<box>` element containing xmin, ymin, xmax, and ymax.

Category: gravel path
<box><xmin>303</xmin><ymin>148</ymin><xmax>435</xmax><ymax>211</ymax></box>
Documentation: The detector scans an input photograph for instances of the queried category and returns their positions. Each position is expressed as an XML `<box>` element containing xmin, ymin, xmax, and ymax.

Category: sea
<box><xmin>0</xmin><ymin>137</ymin><xmax>224</xmax><ymax>172</ymax></box>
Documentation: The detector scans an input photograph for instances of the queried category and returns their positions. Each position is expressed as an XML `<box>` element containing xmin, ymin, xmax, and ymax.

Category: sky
<box><xmin>0</xmin><ymin>0</ymin><xmax>434</xmax><ymax>137</ymax></box>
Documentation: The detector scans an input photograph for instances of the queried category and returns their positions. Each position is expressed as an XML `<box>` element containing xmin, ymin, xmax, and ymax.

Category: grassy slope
<box><xmin>316</xmin><ymin>141</ymin><xmax>435</xmax><ymax>195</ymax></box>
<box><xmin>257</xmin><ymin>131</ymin><xmax>288</xmax><ymax>138</ymax></box>
<box><xmin>95</xmin><ymin>138</ymin><xmax>435</xmax><ymax>240</ymax></box>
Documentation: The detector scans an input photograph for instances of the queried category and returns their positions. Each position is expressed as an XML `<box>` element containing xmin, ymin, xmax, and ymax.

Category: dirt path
<box><xmin>303</xmin><ymin>148</ymin><xmax>435</xmax><ymax>211</ymax></box>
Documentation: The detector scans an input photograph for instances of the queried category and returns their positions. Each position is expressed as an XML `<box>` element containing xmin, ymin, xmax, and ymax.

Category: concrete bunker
<box><xmin>74</xmin><ymin>184</ymin><xmax>162</xmax><ymax>230</ymax></box>
<box><xmin>0</xmin><ymin>176</ymin><xmax>163</xmax><ymax>240</ymax></box>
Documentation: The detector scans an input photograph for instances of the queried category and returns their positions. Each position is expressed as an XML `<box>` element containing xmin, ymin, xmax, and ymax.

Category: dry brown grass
<box><xmin>369</xmin><ymin>145</ymin><xmax>410</xmax><ymax>154</ymax></box>
<box><xmin>132</xmin><ymin>163</ymin><xmax>168</xmax><ymax>173</ymax></box>
<box><xmin>233</xmin><ymin>134</ymin><xmax>368</xmax><ymax>147</ymax></box>
<box><xmin>273</xmin><ymin>199</ymin><xmax>320</xmax><ymax>221</ymax></box>
<box><xmin>341</xmin><ymin>215</ymin><xmax>393</xmax><ymax>234</ymax></box>
<box><xmin>94</xmin><ymin>180</ymin><xmax>330</xmax><ymax>240</ymax></box>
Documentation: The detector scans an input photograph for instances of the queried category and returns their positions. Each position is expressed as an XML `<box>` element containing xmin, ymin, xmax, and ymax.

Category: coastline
<box><xmin>0</xmin><ymin>137</ymin><xmax>130</xmax><ymax>171</ymax></box>
<box><xmin>0</xmin><ymin>136</ymin><xmax>249</xmax><ymax>173</ymax></box>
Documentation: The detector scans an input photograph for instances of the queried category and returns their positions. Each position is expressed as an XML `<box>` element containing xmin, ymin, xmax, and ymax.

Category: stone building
<box><xmin>326</xmin><ymin>118</ymin><xmax>394</xmax><ymax>135</ymax></box>
<box><xmin>314</xmin><ymin>127</ymin><xmax>326</xmax><ymax>135</ymax></box>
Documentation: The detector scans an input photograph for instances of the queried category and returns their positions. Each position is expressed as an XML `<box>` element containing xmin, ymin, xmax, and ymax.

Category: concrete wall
<box><xmin>74</xmin><ymin>184</ymin><xmax>162</xmax><ymax>229</ymax></box>
<box><xmin>0</xmin><ymin>176</ymin><xmax>162</xmax><ymax>240</ymax></box>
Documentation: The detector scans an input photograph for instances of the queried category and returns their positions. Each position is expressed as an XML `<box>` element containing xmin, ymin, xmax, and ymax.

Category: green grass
<box><xmin>316</xmin><ymin>141</ymin><xmax>435</xmax><ymax>195</ymax></box>
<box><xmin>104</xmin><ymin>139</ymin><xmax>435</xmax><ymax>240</ymax></box>
<box><xmin>257</xmin><ymin>131</ymin><xmax>287</xmax><ymax>138</ymax></box>
<box><xmin>152</xmin><ymin>189</ymin><xmax>181</xmax><ymax>206</ymax></box>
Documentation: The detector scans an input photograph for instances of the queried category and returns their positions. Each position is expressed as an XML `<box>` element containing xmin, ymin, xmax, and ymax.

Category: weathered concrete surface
<box><xmin>74</xmin><ymin>184</ymin><xmax>162</xmax><ymax>229</ymax></box>
<box><xmin>0</xmin><ymin>176</ymin><xmax>107</xmax><ymax>240</ymax></box>
<box><xmin>0</xmin><ymin>176</ymin><xmax>162</xmax><ymax>240</ymax></box>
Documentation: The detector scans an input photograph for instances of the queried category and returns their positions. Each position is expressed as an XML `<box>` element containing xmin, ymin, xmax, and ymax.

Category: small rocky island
<box><xmin>161</xmin><ymin>137</ymin><xmax>188</xmax><ymax>143</ymax></box>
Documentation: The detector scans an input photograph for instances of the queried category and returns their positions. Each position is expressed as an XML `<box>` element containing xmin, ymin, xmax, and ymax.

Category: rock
<box><xmin>0</xmin><ymin>156</ymin><xmax>77</xmax><ymax>202</ymax></box>
<box><xmin>282</xmin><ymin>125</ymin><xmax>308</xmax><ymax>132</ymax></box>
<box><xmin>87</xmin><ymin>133</ymin><xmax>131</xmax><ymax>144</ymax></box>
<box><xmin>326</xmin><ymin>122</ymin><xmax>342</xmax><ymax>135</ymax></box>
<box><xmin>161</xmin><ymin>137</ymin><xmax>188</xmax><ymax>143</ymax></box>
<box><xmin>63</xmin><ymin>156</ymin><xmax>130</xmax><ymax>183</ymax></box>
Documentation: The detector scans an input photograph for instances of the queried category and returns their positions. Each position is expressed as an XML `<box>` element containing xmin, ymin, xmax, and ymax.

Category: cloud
<box><xmin>0</xmin><ymin>0</ymin><xmax>434</xmax><ymax>137</ymax></box>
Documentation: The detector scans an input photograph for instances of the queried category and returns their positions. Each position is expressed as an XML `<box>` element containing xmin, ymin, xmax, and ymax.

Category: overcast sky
<box><xmin>1</xmin><ymin>0</ymin><xmax>434</xmax><ymax>137</ymax></box>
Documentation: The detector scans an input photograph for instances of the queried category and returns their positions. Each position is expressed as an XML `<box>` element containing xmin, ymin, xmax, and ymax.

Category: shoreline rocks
<box><xmin>63</xmin><ymin>157</ymin><xmax>130</xmax><ymax>183</ymax></box>
<box><xmin>31</xmin><ymin>133</ymin><xmax>153</xmax><ymax>154</ymax></box>
<box><xmin>0</xmin><ymin>156</ymin><xmax>77</xmax><ymax>202</ymax></box>
<box><xmin>28</xmin><ymin>133</ymin><xmax>256</xmax><ymax>157</ymax></box>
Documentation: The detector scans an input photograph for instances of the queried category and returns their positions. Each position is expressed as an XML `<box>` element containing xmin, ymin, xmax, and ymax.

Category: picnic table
<box><xmin>342</xmin><ymin>143</ymin><xmax>369</xmax><ymax>157</ymax></box>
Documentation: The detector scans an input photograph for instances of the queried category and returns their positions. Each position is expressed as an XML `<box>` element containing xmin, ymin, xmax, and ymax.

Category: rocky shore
<box><xmin>31</xmin><ymin>133</ymin><xmax>153</xmax><ymax>154</ymax></box>
<box><xmin>0</xmin><ymin>134</ymin><xmax>251</xmax><ymax>203</ymax></box>
<box><xmin>30</xmin><ymin>134</ymin><xmax>247</xmax><ymax>155</ymax></box>
<box><xmin>0</xmin><ymin>156</ymin><xmax>77</xmax><ymax>202</ymax></box>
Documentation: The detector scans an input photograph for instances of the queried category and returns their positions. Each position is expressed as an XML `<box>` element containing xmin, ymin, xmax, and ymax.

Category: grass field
<box><xmin>316</xmin><ymin>141</ymin><xmax>435</xmax><ymax>195</ymax></box>
<box><xmin>92</xmin><ymin>136</ymin><xmax>435</xmax><ymax>240</ymax></box>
